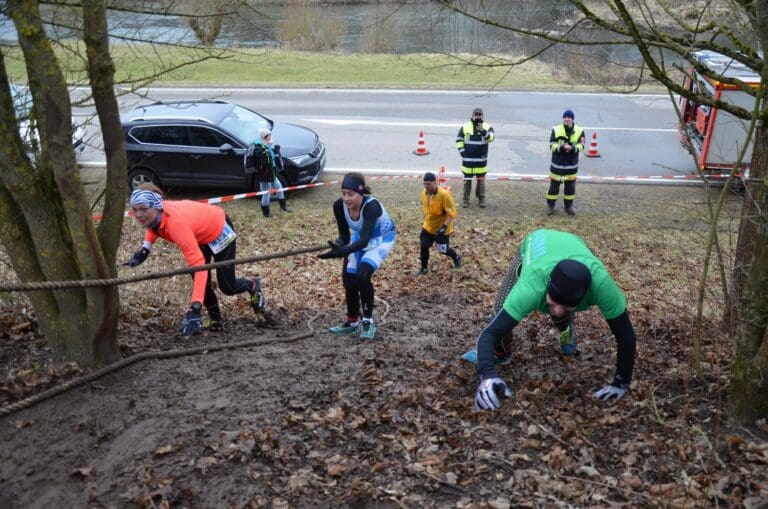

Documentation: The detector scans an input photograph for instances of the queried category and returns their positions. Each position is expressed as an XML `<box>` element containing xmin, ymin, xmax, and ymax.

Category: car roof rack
<box><xmin>147</xmin><ymin>100</ymin><xmax>230</xmax><ymax>106</ymax></box>
<box><xmin>130</xmin><ymin>116</ymin><xmax>215</xmax><ymax>124</ymax></box>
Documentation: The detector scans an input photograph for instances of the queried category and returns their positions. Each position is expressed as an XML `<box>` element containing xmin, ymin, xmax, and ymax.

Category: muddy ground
<box><xmin>1</xmin><ymin>181</ymin><xmax>767</xmax><ymax>508</ymax></box>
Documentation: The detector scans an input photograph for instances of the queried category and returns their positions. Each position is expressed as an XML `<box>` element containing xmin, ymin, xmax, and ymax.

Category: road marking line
<box><xmin>304</xmin><ymin>118</ymin><xmax>676</xmax><ymax>132</ymax></box>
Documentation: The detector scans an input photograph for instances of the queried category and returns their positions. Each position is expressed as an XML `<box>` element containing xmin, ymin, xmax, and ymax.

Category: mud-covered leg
<box><xmin>491</xmin><ymin>252</ymin><xmax>523</xmax><ymax>356</ymax></box>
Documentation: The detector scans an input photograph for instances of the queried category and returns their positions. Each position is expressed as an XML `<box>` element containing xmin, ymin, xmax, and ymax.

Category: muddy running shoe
<box><xmin>453</xmin><ymin>254</ymin><xmax>462</xmax><ymax>269</ymax></box>
<box><xmin>559</xmin><ymin>325</ymin><xmax>578</xmax><ymax>356</ymax></box>
<box><xmin>547</xmin><ymin>207</ymin><xmax>555</xmax><ymax>216</ymax></box>
<box><xmin>248</xmin><ymin>277</ymin><xmax>266</xmax><ymax>313</ymax></box>
<box><xmin>329</xmin><ymin>321</ymin><xmax>360</xmax><ymax>334</ymax></box>
<box><xmin>203</xmin><ymin>319</ymin><xmax>223</xmax><ymax>332</ymax></box>
<box><xmin>359</xmin><ymin>320</ymin><xmax>377</xmax><ymax>340</ymax></box>
<box><xmin>414</xmin><ymin>268</ymin><xmax>428</xmax><ymax>277</ymax></box>
<box><xmin>565</xmin><ymin>208</ymin><xmax>575</xmax><ymax>216</ymax></box>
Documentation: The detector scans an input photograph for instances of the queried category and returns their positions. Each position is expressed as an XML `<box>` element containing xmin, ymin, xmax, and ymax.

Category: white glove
<box><xmin>474</xmin><ymin>377</ymin><xmax>512</xmax><ymax>411</ymax></box>
<box><xmin>593</xmin><ymin>384</ymin><xmax>626</xmax><ymax>401</ymax></box>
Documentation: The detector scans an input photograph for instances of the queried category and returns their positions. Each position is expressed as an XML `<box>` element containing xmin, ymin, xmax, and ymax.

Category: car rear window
<box><xmin>130</xmin><ymin>125</ymin><xmax>188</xmax><ymax>146</ymax></box>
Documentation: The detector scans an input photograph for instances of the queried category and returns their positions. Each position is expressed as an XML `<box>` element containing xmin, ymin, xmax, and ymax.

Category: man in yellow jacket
<box><xmin>414</xmin><ymin>172</ymin><xmax>462</xmax><ymax>276</ymax></box>
<box><xmin>456</xmin><ymin>107</ymin><xmax>495</xmax><ymax>208</ymax></box>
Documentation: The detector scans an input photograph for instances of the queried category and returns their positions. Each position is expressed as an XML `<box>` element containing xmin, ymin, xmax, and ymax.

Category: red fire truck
<box><xmin>678</xmin><ymin>50</ymin><xmax>760</xmax><ymax>174</ymax></box>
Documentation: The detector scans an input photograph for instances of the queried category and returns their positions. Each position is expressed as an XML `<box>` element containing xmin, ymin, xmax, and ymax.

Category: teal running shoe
<box><xmin>359</xmin><ymin>321</ymin><xmax>377</xmax><ymax>340</ymax></box>
<box><xmin>329</xmin><ymin>321</ymin><xmax>359</xmax><ymax>335</ymax></box>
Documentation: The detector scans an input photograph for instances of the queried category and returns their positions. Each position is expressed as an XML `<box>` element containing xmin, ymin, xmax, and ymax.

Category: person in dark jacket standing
<box><xmin>456</xmin><ymin>107</ymin><xmax>495</xmax><ymax>208</ymax></box>
<box><xmin>546</xmin><ymin>110</ymin><xmax>585</xmax><ymax>216</ymax></box>
<box><xmin>255</xmin><ymin>128</ymin><xmax>291</xmax><ymax>218</ymax></box>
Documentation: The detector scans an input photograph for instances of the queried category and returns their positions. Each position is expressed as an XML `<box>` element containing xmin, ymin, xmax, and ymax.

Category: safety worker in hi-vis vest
<box><xmin>547</xmin><ymin>110</ymin><xmax>586</xmax><ymax>216</ymax></box>
<box><xmin>456</xmin><ymin>107</ymin><xmax>495</xmax><ymax>208</ymax></box>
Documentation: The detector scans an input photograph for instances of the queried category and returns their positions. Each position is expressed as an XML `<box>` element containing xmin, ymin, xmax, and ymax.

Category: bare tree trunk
<box><xmin>729</xmin><ymin>124</ymin><xmax>768</xmax><ymax>424</ymax></box>
<box><xmin>0</xmin><ymin>0</ymin><xmax>120</xmax><ymax>367</ymax></box>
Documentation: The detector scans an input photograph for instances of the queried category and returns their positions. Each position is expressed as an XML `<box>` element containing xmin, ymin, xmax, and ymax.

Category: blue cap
<box><xmin>563</xmin><ymin>110</ymin><xmax>574</xmax><ymax>119</ymax></box>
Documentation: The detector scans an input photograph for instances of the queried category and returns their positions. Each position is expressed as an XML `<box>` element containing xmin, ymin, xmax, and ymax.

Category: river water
<box><xmin>0</xmin><ymin>1</ymin><xmax>636</xmax><ymax>63</ymax></box>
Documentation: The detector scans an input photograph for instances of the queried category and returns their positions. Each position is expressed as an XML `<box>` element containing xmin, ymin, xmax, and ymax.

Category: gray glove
<box><xmin>593</xmin><ymin>384</ymin><xmax>627</xmax><ymax>401</ymax></box>
<box><xmin>474</xmin><ymin>377</ymin><xmax>512</xmax><ymax>410</ymax></box>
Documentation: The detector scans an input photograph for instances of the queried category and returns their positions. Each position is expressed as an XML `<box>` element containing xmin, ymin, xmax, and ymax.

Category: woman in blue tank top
<box><xmin>318</xmin><ymin>172</ymin><xmax>396</xmax><ymax>340</ymax></box>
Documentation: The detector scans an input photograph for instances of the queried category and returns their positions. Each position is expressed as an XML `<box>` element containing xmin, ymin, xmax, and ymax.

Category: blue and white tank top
<box><xmin>344</xmin><ymin>196</ymin><xmax>396</xmax><ymax>244</ymax></box>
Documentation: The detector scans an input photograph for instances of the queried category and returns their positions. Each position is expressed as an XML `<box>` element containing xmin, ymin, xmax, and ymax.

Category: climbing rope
<box><xmin>0</xmin><ymin>244</ymin><xmax>326</xmax><ymax>292</ymax></box>
<box><xmin>0</xmin><ymin>313</ymin><xmax>320</xmax><ymax>418</ymax></box>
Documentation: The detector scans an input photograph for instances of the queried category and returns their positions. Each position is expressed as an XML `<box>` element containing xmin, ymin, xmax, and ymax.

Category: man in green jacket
<box><xmin>467</xmin><ymin>229</ymin><xmax>638</xmax><ymax>410</ymax></box>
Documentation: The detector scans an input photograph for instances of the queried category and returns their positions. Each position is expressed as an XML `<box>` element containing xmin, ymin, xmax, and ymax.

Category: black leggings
<box><xmin>342</xmin><ymin>262</ymin><xmax>375</xmax><ymax>321</ymax></box>
<box><xmin>196</xmin><ymin>217</ymin><xmax>252</xmax><ymax>321</ymax></box>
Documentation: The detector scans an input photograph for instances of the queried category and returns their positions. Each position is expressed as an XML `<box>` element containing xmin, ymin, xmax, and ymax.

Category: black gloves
<box><xmin>437</xmin><ymin>226</ymin><xmax>447</xmax><ymax>236</ymax></box>
<box><xmin>318</xmin><ymin>240</ymin><xmax>347</xmax><ymax>259</ymax></box>
<box><xmin>124</xmin><ymin>247</ymin><xmax>150</xmax><ymax>267</ymax></box>
<box><xmin>180</xmin><ymin>302</ymin><xmax>203</xmax><ymax>337</ymax></box>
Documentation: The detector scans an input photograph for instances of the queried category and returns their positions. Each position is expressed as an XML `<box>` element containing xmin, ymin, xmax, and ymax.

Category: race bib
<box><xmin>208</xmin><ymin>222</ymin><xmax>237</xmax><ymax>254</ymax></box>
<box><xmin>436</xmin><ymin>243</ymin><xmax>448</xmax><ymax>254</ymax></box>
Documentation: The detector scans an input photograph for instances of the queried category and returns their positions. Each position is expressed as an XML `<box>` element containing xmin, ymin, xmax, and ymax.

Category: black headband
<box><xmin>341</xmin><ymin>174</ymin><xmax>366</xmax><ymax>195</ymax></box>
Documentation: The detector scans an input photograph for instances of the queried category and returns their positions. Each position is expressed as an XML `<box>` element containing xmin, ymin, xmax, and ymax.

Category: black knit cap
<box><xmin>341</xmin><ymin>173</ymin><xmax>366</xmax><ymax>195</ymax></box>
<box><xmin>423</xmin><ymin>172</ymin><xmax>437</xmax><ymax>182</ymax></box>
<box><xmin>547</xmin><ymin>259</ymin><xmax>591</xmax><ymax>307</ymax></box>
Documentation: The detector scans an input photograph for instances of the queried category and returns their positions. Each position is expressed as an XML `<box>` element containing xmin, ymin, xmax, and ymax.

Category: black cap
<box><xmin>423</xmin><ymin>172</ymin><xmax>437</xmax><ymax>182</ymax></box>
<box><xmin>547</xmin><ymin>260</ymin><xmax>591</xmax><ymax>307</ymax></box>
<box><xmin>563</xmin><ymin>109</ymin><xmax>574</xmax><ymax>119</ymax></box>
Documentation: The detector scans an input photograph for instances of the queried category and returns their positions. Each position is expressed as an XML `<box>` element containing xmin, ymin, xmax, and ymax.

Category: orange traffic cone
<box><xmin>438</xmin><ymin>165</ymin><xmax>451</xmax><ymax>191</ymax></box>
<box><xmin>413</xmin><ymin>130</ymin><xmax>430</xmax><ymax>156</ymax></box>
<box><xmin>585</xmin><ymin>132</ymin><xmax>601</xmax><ymax>157</ymax></box>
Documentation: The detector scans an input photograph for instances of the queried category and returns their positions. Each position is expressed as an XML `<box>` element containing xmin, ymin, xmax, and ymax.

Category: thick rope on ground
<box><xmin>0</xmin><ymin>244</ymin><xmax>326</xmax><ymax>292</ymax></box>
<box><xmin>0</xmin><ymin>313</ymin><xmax>320</xmax><ymax>418</ymax></box>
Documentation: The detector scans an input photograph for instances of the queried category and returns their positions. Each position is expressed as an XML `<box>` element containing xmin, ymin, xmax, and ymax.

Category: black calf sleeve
<box><xmin>342</xmin><ymin>271</ymin><xmax>360</xmax><ymax>319</ymax></box>
<box><xmin>357</xmin><ymin>262</ymin><xmax>375</xmax><ymax>319</ymax></box>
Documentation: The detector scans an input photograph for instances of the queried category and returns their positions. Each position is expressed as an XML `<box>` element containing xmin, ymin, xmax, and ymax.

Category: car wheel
<box><xmin>128</xmin><ymin>168</ymin><xmax>159</xmax><ymax>191</ymax></box>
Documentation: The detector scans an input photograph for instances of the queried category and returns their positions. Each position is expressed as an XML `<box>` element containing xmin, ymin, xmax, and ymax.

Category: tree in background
<box><xmin>186</xmin><ymin>0</ymin><xmax>241</xmax><ymax>47</ymax></box>
<box><xmin>433</xmin><ymin>0</ymin><xmax>767</xmax><ymax>424</ymax></box>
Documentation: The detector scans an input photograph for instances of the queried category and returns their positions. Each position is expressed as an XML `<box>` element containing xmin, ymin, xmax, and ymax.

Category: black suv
<box><xmin>122</xmin><ymin>100</ymin><xmax>326</xmax><ymax>192</ymax></box>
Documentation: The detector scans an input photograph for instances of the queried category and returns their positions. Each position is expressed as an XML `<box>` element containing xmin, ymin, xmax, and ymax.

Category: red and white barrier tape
<box><xmin>93</xmin><ymin>179</ymin><xmax>341</xmax><ymax>221</ymax></box>
<box><xmin>95</xmin><ymin>171</ymin><xmax>744</xmax><ymax>222</ymax></box>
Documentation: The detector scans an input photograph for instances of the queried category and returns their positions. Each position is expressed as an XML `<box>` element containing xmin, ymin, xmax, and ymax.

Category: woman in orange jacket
<box><xmin>125</xmin><ymin>184</ymin><xmax>265</xmax><ymax>336</ymax></box>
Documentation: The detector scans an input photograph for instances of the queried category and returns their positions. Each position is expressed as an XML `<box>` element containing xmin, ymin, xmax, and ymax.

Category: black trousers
<box><xmin>195</xmin><ymin>217</ymin><xmax>252</xmax><ymax>321</ymax></box>
<box><xmin>419</xmin><ymin>229</ymin><xmax>458</xmax><ymax>269</ymax></box>
<box><xmin>546</xmin><ymin>172</ymin><xmax>577</xmax><ymax>209</ymax></box>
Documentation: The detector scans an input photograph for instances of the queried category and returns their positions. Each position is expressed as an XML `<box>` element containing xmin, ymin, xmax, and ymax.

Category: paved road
<box><xmin>74</xmin><ymin>87</ymin><xmax>695</xmax><ymax>177</ymax></box>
